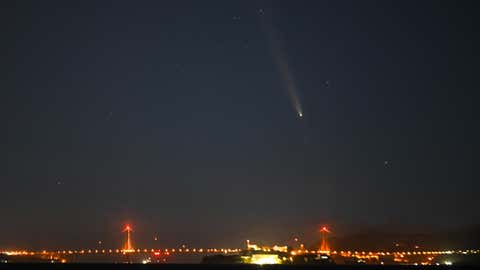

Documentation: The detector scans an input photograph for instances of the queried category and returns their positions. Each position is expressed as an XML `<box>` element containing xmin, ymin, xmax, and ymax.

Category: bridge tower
<box><xmin>123</xmin><ymin>224</ymin><xmax>134</xmax><ymax>252</ymax></box>
<box><xmin>319</xmin><ymin>226</ymin><xmax>331</xmax><ymax>253</ymax></box>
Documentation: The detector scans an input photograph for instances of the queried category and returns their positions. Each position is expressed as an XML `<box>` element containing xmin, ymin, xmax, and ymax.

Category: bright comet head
<box><xmin>298</xmin><ymin>112</ymin><xmax>303</xmax><ymax>117</ymax></box>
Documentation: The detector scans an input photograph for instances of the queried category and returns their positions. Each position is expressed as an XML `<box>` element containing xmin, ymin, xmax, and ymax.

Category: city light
<box><xmin>250</xmin><ymin>254</ymin><xmax>281</xmax><ymax>265</ymax></box>
<box><xmin>1</xmin><ymin>223</ymin><xmax>478</xmax><ymax>265</ymax></box>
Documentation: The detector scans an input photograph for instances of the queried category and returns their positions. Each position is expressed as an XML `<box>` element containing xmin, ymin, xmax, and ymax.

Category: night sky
<box><xmin>1</xmin><ymin>1</ymin><xmax>478</xmax><ymax>250</ymax></box>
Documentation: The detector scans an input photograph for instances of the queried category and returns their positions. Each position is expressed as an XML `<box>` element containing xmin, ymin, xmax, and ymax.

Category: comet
<box><xmin>260</xmin><ymin>9</ymin><xmax>304</xmax><ymax>119</ymax></box>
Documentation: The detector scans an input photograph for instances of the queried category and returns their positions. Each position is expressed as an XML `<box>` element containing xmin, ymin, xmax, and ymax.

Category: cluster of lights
<box><xmin>250</xmin><ymin>254</ymin><xmax>282</xmax><ymax>265</ymax></box>
<box><xmin>30</xmin><ymin>248</ymin><xmax>242</xmax><ymax>255</ymax></box>
<box><xmin>2</xmin><ymin>251</ymin><xmax>35</xmax><ymax>256</ymax></box>
<box><xmin>338</xmin><ymin>249</ymin><xmax>480</xmax><ymax>256</ymax></box>
<box><xmin>3</xmin><ymin>248</ymin><xmax>478</xmax><ymax>256</ymax></box>
<box><xmin>3</xmin><ymin>248</ymin><xmax>479</xmax><ymax>264</ymax></box>
<box><xmin>5</xmin><ymin>223</ymin><xmax>478</xmax><ymax>266</ymax></box>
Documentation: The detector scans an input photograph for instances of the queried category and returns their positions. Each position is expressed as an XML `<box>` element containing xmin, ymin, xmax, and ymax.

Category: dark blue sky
<box><xmin>1</xmin><ymin>0</ymin><xmax>478</xmax><ymax>249</ymax></box>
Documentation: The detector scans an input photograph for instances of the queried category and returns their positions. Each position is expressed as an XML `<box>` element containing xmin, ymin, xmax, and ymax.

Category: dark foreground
<box><xmin>0</xmin><ymin>264</ymin><xmax>477</xmax><ymax>270</ymax></box>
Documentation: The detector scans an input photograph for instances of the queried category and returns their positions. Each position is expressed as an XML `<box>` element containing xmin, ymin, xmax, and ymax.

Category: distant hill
<box><xmin>311</xmin><ymin>225</ymin><xmax>480</xmax><ymax>251</ymax></box>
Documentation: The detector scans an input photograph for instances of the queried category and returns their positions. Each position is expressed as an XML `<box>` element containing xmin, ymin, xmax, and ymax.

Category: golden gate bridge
<box><xmin>1</xmin><ymin>224</ymin><xmax>478</xmax><ymax>265</ymax></box>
